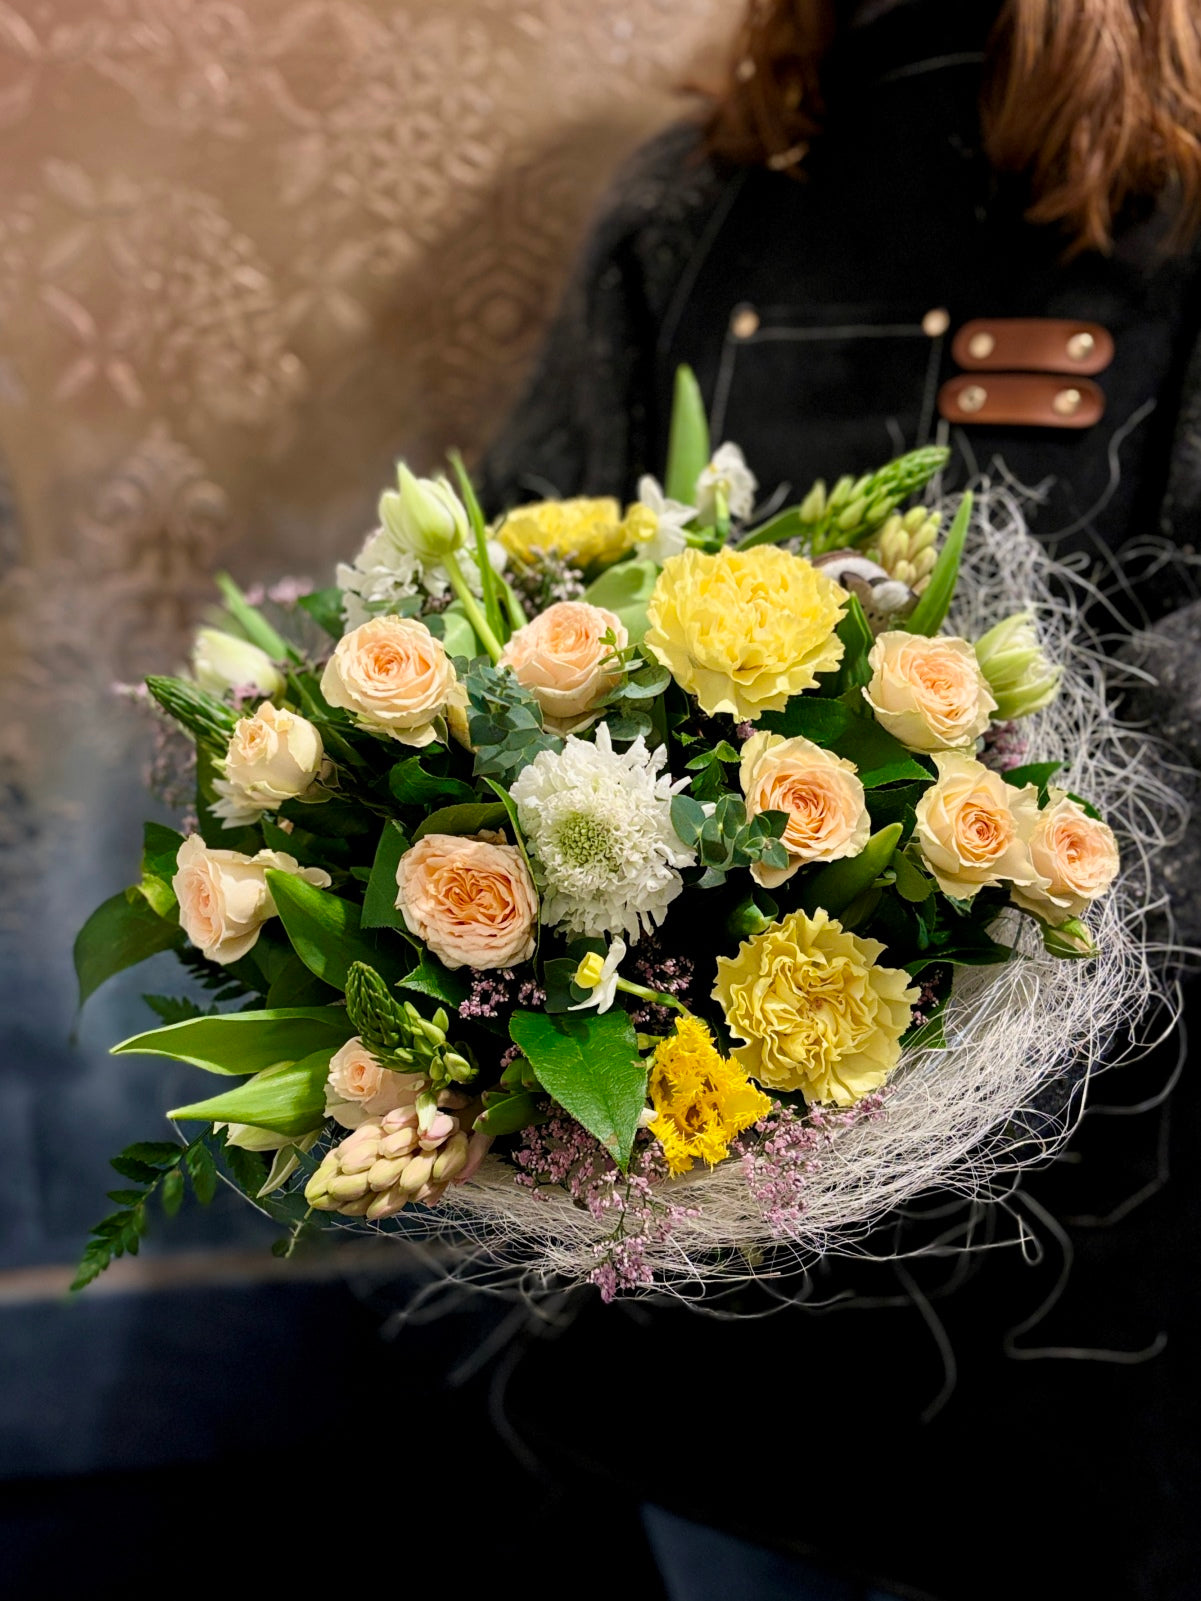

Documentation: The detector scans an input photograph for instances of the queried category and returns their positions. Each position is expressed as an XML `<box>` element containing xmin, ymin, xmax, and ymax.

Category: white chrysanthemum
<box><xmin>510</xmin><ymin>724</ymin><xmax>694</xmax><ymax>941</ymax></box>
<box><xmin>337</xmin><ymin>526</ymin><xmax>506</xmax><ymax>632</ymax></box>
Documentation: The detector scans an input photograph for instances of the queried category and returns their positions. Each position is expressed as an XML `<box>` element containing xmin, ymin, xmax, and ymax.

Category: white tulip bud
<box><xmin>192</xmin><ymin>628</ymin><xmax>285</xmax><ymax>698</ymax></box>
<box><xmin>378</xmin><ymin>464</ymin><xmax>469</xmax><ymax>562</ymax></box>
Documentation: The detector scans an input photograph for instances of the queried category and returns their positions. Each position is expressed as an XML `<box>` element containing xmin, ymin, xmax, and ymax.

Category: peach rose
<box><xmin>498</xmin><ymin>601</ymin><xmax>627</xmax><ymax>733</ymax></box>
<box><xmin>864</xmin><ymin>631</ymin><xmax>997</xmax><ymax>752</ymax></box>
<box><xmin>914</xmin><ymin>752</ymin><xmax>1040</xmax><ymax>900</ymax></box>
<box><xmin>320</xmin><ymin>615</ymin><xmax>457</xmax><ymax>746</ymax></box>
<box><xmin>739</xmin><ymin>731</ymin><xmax>871</xmax><ymax>888</ymax></box>
<box><xmin>172</xmin><ymin>835</ymin><xmax>331</xmax><ymax>965</ymax></box>
<box><xmin>395</xmin><ymin>833</ymin><xmax>538</xmax><ymax>970</ymax></box>
<box><xmin>213</xmin><ymin>701</ymin><xmax>325</xmax><ymax>825</ymax></box>
<box><xmin>324</xmin><ymin>1036</ymin><xmax>426</xmax><ymax>1131</ymax></box>
<box><xmin>1011</xmin><ymin>793</ymin><xmax>1120</xmax><ymax>922</ymax></box>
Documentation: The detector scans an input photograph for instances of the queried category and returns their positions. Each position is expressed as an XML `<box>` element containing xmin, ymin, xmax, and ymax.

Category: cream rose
<box><xmin>914</xmin><ymin>752</ymin><xmax>1040</xmax><ymax>899</ymax></box>
<box><xmin>320</xmin><ymin>615</ymin><xmax>457</xmax><ymax>746</ymax></box>
<box><xmin>739</xmin><ymin>732</ymin><xmax>871</xmax><ymax>888</ymax></box>
<box><xmin>395</xmin><ymin>833</ymin><xmax>537</xmax><ymax>970</ymax></box>
<box><xmin>1011</xmin><ymin>793</ymin><xmax>1120</xmax><ymax>922</ymax></box>
<box><xmin>212</xmin><ymin>701</ymin><xmax>325</xmax><ymax>825</ymax></box>
<box><xmin>172</xmin><ymin>835</ymin><xmax>331</xmax><ymax>964</ymax></box>
<box><xmin>324</xmin><ymin>1036</ymin><xmax>426</xmax><ymax>1131</ymax></box>
<box><xmin>864</xmin><ymin>631</ymin><xmax>997</xmax><ymax>752</ymax></box>
<box><xmin>497</xmin><ymin>601</ymin><xmax>627</xmax><ymax>733</ymax></box>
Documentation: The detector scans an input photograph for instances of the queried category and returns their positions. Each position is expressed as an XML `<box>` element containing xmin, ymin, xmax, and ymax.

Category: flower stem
<box><xmin>614</xmin><ymin>976</ymin><xmax>687</xmax><ymax>1013</ymax></box>
<box><xmin>442</xmin><ymin>550</ymin><xmax>503</xmax><ymax>663</ymax></box>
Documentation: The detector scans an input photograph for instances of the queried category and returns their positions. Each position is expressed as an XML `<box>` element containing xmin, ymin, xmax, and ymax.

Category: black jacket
<box><xmin>478</xmin><ymin>9</ymin><xmax>1201</xmax><ymax>1600</ymax></box>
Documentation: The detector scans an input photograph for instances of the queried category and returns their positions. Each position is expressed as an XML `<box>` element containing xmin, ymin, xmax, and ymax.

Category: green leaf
<box><xmin>74</xmin><ymin>891</ymin><xmax>185</xmax><ymax>1012</ymax></box>
<box><xmin>475</xmin><ymin>1090</ymin><xmax>548</xmax><ymax>1137</ymax></box>
<box><xmin>142</xmin><ymin>822</ymin><xmax>185</xmax><ymax>883</ymax></box>
<box><xmin>266</xmin><ymin>870</ymin><xmax>410</xmax><ymax>989</ymax></box>
<box><xmin>904</xmin><ymin>491</ymin><xmax>972</xmax><ymax>636</ymax></box>
<box><xmin>397</xmin><ymin>952</ymin><xmax>471</xmax><ymax>1010</ymax></box>
<box><xmin>798</xmin><ymin>823</ymin><xmax>904</xmax><ymax>917</ymax></box>
<box><xmin>906</xmin><ymin>938</ymin><xmax>1013</xmax><ymax>976</ymax></box>
<box><xmin>113</xmin><ymin>1006</ymin><xmax>355</xmax><ymax>1075</ymax></box>
<box><xmin>735</xmin><ymin>506</ymin><xmax>805</xmax><ymax>552</ymax></box>
<box><xmin>1003</xmin><ymin>761</ymin><xmax>1061</xmax><ymax>804</ymax></box>
<box><xmin>222</xmin><ymin>1140</ymin><xmax>269</xmax><ymax>1197</ymax></box>
<box><xmin>411</xmin><ymin>801</ymin><xmax>508</xmax><ymax>842</ymax></box>
<box><xmin>670</xmin><ymin>793</ymin><xmax>707</xmax><ymax>845</ymax></box>
<box><xmin>834</xmin><ymin>715</ymin><xmax>931</xmax><ymax>789</ymax></box>
<box><xmin>168</xmin><ymin>1048</ymin><xmax>335</xmax><ymax>1137</ymax></box>
<box><xmin>214</xmin><ymin>571</ymin><xmax>295</xmax><ymax>662</ymax></box>
<box><xmin>185</xmin><ymin>1141</ymin><xmax>218</xmax><ymax>1204</ymax></box>
<box><xmin>264</xmin><ymin>953</ymin><xmax>339</xmax><ymax>1008</ymax></box>
<box><xmin>583</xmin><ymin>558</ymin><xmax>660</xmax><ymax>645</ymax></box>
<box><xmin>160</xmin><ymin>1167</ymin><xmax>185</xmax><ymax>1217</ymax></box>
<box><xmin>297</xmin><ymin>586</ymin><xmax>344</xmax><ymax>639</ymax></box>
<box><xmin>892</xmin><ymin>849</ymin><xmax>935</xmax><ymax>902</ymax></box>
<box><xmin>829</xmin><ymin>595</ymin><xmax>875</xmax><ymax>693</ymax></box>
<box><xmin>450</xmin><ymin>449</ymin><xmax>507</xmax><ymax>649</ymax></box>
<box><xmin>362</xmin><ymin>820</ymin><xmax>411</xmax><ymax>930</ymax></box>
<box><xmin>664</xmin><ymin>363</ymin><xmax>710</xmax><ymax>506</ymax></box>
<box><xmin>388</xmin><ymin>757</ymin><xmax>475</xmax><ymax>810</ymax></box>
<box><xmin>438</xmin><ymin>603</ymin><xmax>483</xmax><ymax>661</ymax></box>
<box><xmin>508</xmin><ymin>1009</ymin><xmax>647</xmax><ymax>1170</ymax></box>
<box><xmin>117</xmin><ymin>1141</ymin><xmax>183</xmax><ymax>1171</ymax></box>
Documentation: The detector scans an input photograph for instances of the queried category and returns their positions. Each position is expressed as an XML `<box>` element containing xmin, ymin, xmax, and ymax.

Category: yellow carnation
<box><xmin>497</xmin><ymin>497</ymin><xmax>639</xmax><ymax>571</ymax></box>
<box><xmin>643</xmin><ymin>547</ymin><xmax>847</xmax><ymax>721</ymax></box>
<box><xmin>712</xmin><ymin>909</ymin><xmax>918</xmax><ymax>1106</ymax></box>
<box><xmin>648</xmin><ymin>1014</ymin><xmax>771</xmax><ymax>1175</ymax></box>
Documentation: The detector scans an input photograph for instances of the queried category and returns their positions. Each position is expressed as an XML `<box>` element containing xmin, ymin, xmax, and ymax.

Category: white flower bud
<box><xmin>192</xmin><ymin>628</ymin><xmax>285</xmax><ymax>698</ymax></box>
<box><xmin>378</xmin><ymin>464</ymin><xmax>469</xmax><ymax>562</ymax></box>
<box><xmin>974</xmin><ymin>612</ymin><xmax>1062</xmax><ymax>721</ymax></box>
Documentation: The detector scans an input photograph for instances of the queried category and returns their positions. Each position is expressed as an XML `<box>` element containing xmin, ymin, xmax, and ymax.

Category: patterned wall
<box><xmin>0</xmin><ymin>0</ymin><xmax>732</xmax><ymax>908</ymax></box>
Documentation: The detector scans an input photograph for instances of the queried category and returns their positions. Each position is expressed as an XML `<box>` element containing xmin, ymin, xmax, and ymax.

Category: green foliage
<box><xmin>388</xmin><ymin>757</ymin><xmax>475</xmax><ymax>810</ymax></box>
<box><xmin>583</xmin><ymin>558</ymin><xmax>660</xmax><ymax>646</ymax></box>
<box><xmin>145</xmin><ymin>675</ymin><xmax>238</xmax><ymax>751</ymax></box>
<box><xmin>412</xmin><ymin>801</ymin><xmax>508</xmax><ymax>842</ymax></box>
<box><xmin>798</xmin><ymin>823</ymin><xmax>903</xmax><ymax>917</ymax></box>
<box><xmin>168</xmin><ymin>1047</ymin><xmax>336</xmax><ymax>1137</ymax></box>
<box><xmin>72</xmin><ymin>1135</ymin><xmax>218</xmax><ymax>1292</ymax></box>
<box><xmin>828</xmin><ymin>595</ymin><xmax>875</xmax><ymax>694</ymax></box>
<box><xmin>136</xmin><ymin>823</ymin><xmax>185</xmax><ymax>918</ymax></box>
<box><xmin>450</xmin><ymin>449</ymin><xmax>508</xmax><ymax>650</ymax></box>
<box><xmin>142</xmin><ymin>994</ymin><xmax>207</xmax><ymax>1026</ymax></box>
<box><xmin>1003</xmin><ymin>761</ymin><xmax>1062</xmax><ymax>806</ymax></box>
<box><xmin>684</xmin><ymin>739</ymin><xmax>742</xmax><ymax>803</ymax></box>
<box><xmin>905</xmin><ymin>491</ymin><xmax>971</xmax><ymax>636</ymax></box>
<box><xmin>74</xmin><ymin>890</ymin><xmax>185</xmax><ymax>1013</ymax></box>
<box><xmin>670</xmin><ymin>793</ymin><xmax>790</xmax><ymax>889</ymax></box>
<box><xmin>761</xmin><ymin>694</ymin><xmax>930</xmax><ymax>788</ymax></box>
<box><xmin>296</xmin><ymin>586</ymin><xmax>344</xmax><ymax>639</ymax></box>
<box><xmin>396</xmin><ymin>952</ymin><xmax>471</xmax><ymax>1010</ymax></box>
<box><xmin>214</xmin><ymin>572</ymin><xmax>296</xmax><ymax>662</ymax></box>
<box><xmin>113</xmin><ymin>1006</ymin><xmax>355</xmax><ymax>1075</ymax></box>
<box><xmin>509</xmin><ymin>1009</ymin><xmax>647</xmax><ymax>1169</ymax></box>
<box><xmin>664</xmin><ymin>364</ymin><xmax>710</xmax><ymax>507</ymax></box>
<box><xmin>463</xmin><ymin>658</ymin><xmax>563</xmax><ymax>781</ymax></box>
<box><xmin>362</xmin><ymin>820</ymin><xmax>411</xmax><ymax>930</ymax></box>
<box><xmin>265</xmin><ymin>869</ymin><xmax>411</xmax><ymax>988</ymax></box>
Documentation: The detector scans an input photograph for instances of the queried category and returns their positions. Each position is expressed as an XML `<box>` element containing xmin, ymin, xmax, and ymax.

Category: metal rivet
<box><xmin>967</xmin><ymin>331</ymin><xmax>996</xmax><ymax>360</ymax></box>
<box><xmin>1066</xmin><ymin>331</ymin><xmax>1096</xmax><ymax>361</ymax></box>
<box><xmin>731</xmin><ymin>306</ymin><xmax>760</xmax><ymax>339</ymax></box>
<box><xmin>958</xmin><ymin>384</ymin><xmax>988</xmax><ymax>413</ymax></box>
<box><xmin>1053</xmin><ymin>387</ymin><xmax>1084</xmax><ymax>416</ymax></box>
<box><xmin>922</xmin><ymin>307</ymin><xmax>950</xmax><ymax>338</ymax></box>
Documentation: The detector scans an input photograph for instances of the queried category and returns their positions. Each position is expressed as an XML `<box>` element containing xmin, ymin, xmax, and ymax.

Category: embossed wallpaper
<box><xmin>0</xmin><ymin>2</ymin><xmax>730</xmax><ymax>1277</ymax></box>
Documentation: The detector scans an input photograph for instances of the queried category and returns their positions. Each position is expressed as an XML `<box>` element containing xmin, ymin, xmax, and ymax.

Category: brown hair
<box><xmin>706</xmin><ymin>0</ymin><xmax>1201</xmax><ymax>254</ymax></box>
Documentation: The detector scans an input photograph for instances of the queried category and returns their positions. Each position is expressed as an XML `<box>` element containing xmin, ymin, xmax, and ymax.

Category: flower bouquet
<box><xmin>74</xmin><ymin>367</ymin><xmax>1162</xmax><ymax>1301</ymax></box>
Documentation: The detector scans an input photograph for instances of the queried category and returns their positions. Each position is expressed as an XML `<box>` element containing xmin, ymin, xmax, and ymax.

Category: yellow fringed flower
<box><xmin>643</xmin><ymin>547</ymin><xmax>847</xmax><ymax>721</ymax></box>
<box><xmin>647</xmin><ymin>1014</ymin><xmax>772</xmax><ymax>1175</ymax></box>
<box><xmin>497</xmin><ymin>497</ymin><xmax>640</xmax><ymax>571</ymax></box>
<box><xmin>712</xmin><ymin>908</ymin><xmax>918</xmax><ymax>1106</ymax></box>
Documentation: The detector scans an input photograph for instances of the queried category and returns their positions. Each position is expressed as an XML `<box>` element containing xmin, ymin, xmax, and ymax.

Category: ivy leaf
<box><xmin>509</xmin><ymin>1009</ymin><xmax>647</xmax><ymax>1170</ymax></box>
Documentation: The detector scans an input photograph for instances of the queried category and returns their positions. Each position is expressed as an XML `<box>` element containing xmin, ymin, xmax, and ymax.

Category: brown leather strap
<box><xmin>952</xmin><ymin>318</ymin><xmax>1113</xmax><ymax>375</ymax></box>
<box><xmin>938</xmin><ymin>373</ymin><xmax>1106</xmax><ymax>429</ymax></box>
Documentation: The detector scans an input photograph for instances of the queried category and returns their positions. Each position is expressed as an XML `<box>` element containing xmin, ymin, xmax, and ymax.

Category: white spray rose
<box><xmin>212</xmin><ymin>702</ymin><xmax>326</xmax><ymax>826</ymax></box>
<box><xmin>172</xmin><ymin>835</ymin><xmax>331</xmax><ymax>965</ymax></box>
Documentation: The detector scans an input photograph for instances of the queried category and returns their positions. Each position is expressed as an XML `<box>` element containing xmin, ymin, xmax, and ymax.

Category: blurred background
<box><xmin>0</xmin><ymin>2</ymin><xmax>730</xmax><ymax>1592</ymax></box>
